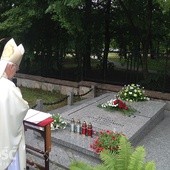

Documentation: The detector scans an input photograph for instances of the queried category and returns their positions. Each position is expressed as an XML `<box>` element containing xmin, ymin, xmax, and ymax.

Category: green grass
<box><xmin>63</xmin><ymin>53</ymin><xmax>169</xmax><ymax>73</ymax></box>
<box><xmin>108</xmin><ymin>53</ymin><xmax>170</xmax><ymax>72</ymax></box>
<box><xmin>147</xmin><ymin>58</ymin><xmax>169</xmax><ymax>72</ymax></box>
<box><xmin>20</xmin><ymin>87</ymin><xmax>67</xmax><ymax>112</ymax></box>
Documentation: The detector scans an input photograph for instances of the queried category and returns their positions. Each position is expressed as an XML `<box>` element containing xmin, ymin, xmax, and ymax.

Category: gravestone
<box><xmin>26</xmin><ymin>92</ymin><xmax>166</xmax><ymax>170</ymax></box>
<box><xmin>60</xmin><ymin>92</ymin><xmax>166</xmax><ymax>145</ymax></box>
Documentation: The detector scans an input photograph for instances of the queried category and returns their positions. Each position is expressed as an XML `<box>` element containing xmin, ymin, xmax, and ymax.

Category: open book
<box><xmin>24</xmin><ymin>109</ymin><xmax>52</xmax><ymax>124</ymax></box>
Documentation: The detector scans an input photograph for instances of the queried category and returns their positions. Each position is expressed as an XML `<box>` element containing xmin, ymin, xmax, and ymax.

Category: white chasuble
<box><xmin>0</xmin><ymin>77</ymin><xmax>29</xmax><ymax>170</ymax></box>
<box><xmin>8</xmin><ymin>151</ymin><xmax>20</xmax><ymax>170</ymax></box>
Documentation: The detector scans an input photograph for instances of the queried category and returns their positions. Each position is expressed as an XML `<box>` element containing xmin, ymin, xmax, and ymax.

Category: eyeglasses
<box><xmin>13</xmin><ymin>64</ymin><xmax>19</xmax><ymax>71</ymax></box>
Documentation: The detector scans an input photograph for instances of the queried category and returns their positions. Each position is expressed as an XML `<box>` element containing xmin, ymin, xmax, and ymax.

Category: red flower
<box><xmin>112</xmin><ymin>136</ymin><xmax>115</xmax><ymax>140</ymax></box>
<box><xmin>106</xmin><ymin>130</ymin><xmax>111</xmax><ymax>134</ymax></box>
<box><xmin>124</xmin><ymin>106</ymin><xmax>128</xmax><ymax>110</ymax></box>
<box><xmin>99</xmin><ymin>131</ymin><xmax>103</xmax><ymax>134</ymax></box>
<box><xmin>114</xmin><ymin>99</ymin><xmax>128</xmax><ymax>110</ymax></box>
<box><xmin>113</xmin><ymin>99</ymin><xmax>120</xmax><ymax>105</ymax></box>
<box><xmin>90</xmin><ymin>130</ymin><xmax>126</xmax><ymax>154</ymax></box>
<box><xmin>97</xmin><ymin>147</ymin><xmax>104</xmax><ymax>153</ymax></box>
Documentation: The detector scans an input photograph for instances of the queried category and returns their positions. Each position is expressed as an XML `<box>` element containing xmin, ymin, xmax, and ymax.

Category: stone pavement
<box><xmin>138</xmin><ymin>110</ymin><xmax>170</xmax><ymax>170</ymax></box>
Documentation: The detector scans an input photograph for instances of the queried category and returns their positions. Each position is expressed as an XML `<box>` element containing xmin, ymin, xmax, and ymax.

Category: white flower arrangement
<box><xmin>98</xmin><ymin>98</ymin><xmax>135</xmax><ymax>116</ymax></box>
<box><xmin>51</xmin><ymin>113</ymin><xmax>67</xmax><ymax>130</ymax></box>
<box><xmin>118</xmin><ymin>84</ymin><xmax>150</xmax><ymax>102</ymax></box>
<box><xmin>101</xmin><ymin>99</ymin><xmax>127</xmax><ymax>109</ymax></box>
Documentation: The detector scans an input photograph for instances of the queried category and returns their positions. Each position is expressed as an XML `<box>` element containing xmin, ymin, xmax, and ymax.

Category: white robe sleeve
<box><xmin>0</xmin><ymin>78</ymin><xmax>29</xmax><ymax>170</ymax></box>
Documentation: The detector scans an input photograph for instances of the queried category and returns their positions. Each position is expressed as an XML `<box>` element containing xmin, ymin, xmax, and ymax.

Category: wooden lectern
<box><xmin>24</xmin><ymin>109</ymin><xmax>53</xmax><ymax>170</ymax></box>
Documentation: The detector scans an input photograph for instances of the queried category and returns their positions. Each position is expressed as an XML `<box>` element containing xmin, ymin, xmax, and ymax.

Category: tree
<box><xmin>0</xmin><ymin>0</ymin><xmax>71</xmax><ymax>76</ymax></box>
<box><xmin>0</xmin><ymin>0</ymin><xmax>169</xmax><ymax>87</ymax></box>
<box><xmin>103</xmin><ymin>0</ymin><xmax>112</xmax><ymax>80</ymax></box>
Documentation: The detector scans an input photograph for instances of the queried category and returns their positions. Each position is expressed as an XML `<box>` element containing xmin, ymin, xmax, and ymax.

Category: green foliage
<box><xmin>128</xmin><ymin>147</ymin><xmax>145</xmax><ymax>170</ymax></box>
<box><xmin>69</xmin><ymin>136</ymin><xmax>156</xmax><ymax>170</ymax></box>
<box><xmin>0</xmin><ymin>0</ymin><xmax>169</xmax><ymax>88</ymax></box>
<box><xmin>140</xmin><ymin>72</ymin><xmax>166</xmax><ymax>91</ymax></box>
<box><xmin>90</xmin><ymin>130</ymin><xmax>125</xmax><ymax>154</ymax></box>
<box><xmin>46</xmin><ymin>0</ymin><xmax>83</xmax><ymax>34</ymax></box>
<box><xmin>145</xmin><ymin>162</ymin><xmax>157</xmax><ymax>170</ymax></box>
<box><xmin>51</xmin><ymin>113</ymin><xmax>67</xmax><ymax>129</ymax></box>
<box><xmin>115</xmin><ymin>137</ymin><xmax>132</xmax><ymax>170</ymax></box>
<box><xmin>157</xmin><ymin>0</ymin><xmax>170</xmax><ymax>11</ymax></box>
<box><xmin>98</xmin><ymin>150</ymin><xmax>116</xmax><ymax>170</ymax></box>
<box><xmin>63</xmin><ymin>0</ymin><xmax>84</xmax><ymax>7</ymax></box>
<box><xmin>148</xmin><ymin>58</ymin><xmax>169</xmax><ymax>72</ymax></box>
<box><xmin>0</xmin><ymin>1</ymin><xmax>43</xmax><ymax>35</ymax></box>
<box><xmin>70</xmin><ymin>161</ymin><xmax>93</xmax><ymax>170</ymax></box>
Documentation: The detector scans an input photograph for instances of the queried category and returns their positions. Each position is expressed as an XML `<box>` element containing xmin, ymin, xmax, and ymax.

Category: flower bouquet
<box><xmin>98</xmin><ymin>98</ymin><xmax>135</xmax><ymax>116</ymax></box>
<box><xmin>118</xmin><ymin>84</ymin><xmax>150</xmax><ymax>102</ymax></box>
<box><xmin>90</xmin><ymin>130</ymin><xmax>126</xmax><ymax>154</ymax></box>
<box><xmin>51</xmin><ymin>113</ymin><xmax>67</xmax><ymax>130</ymax></box>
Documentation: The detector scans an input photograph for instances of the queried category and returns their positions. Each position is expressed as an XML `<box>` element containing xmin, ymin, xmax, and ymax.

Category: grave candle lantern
<box><xmin>76</xmin><ymin>119</ymin><xmax>81</xmax><ymax>134</ymax></box>
<box><xmin>81</xmin><ymin>121</ymin><xmax>87</xmax><ymax>135</ymax></box>
<box><xmin>87</xmin><ymin>122</ymin><xmax>93</xmax><ymax>137</ymax></box>
<box><xmin>70</xmin><ymin>118</ymin><xmax>75</xmax><ymax>132</ymax></box>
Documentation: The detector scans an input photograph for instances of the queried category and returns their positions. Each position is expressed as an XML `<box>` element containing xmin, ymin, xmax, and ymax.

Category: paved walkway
<box><xmin>138</xmin><ymin>110</ymin><xmax>170</xmax><ymax>170</ymax></box>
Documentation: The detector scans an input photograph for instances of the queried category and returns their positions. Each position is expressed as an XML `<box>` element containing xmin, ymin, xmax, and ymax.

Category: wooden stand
<box><xmin>24</xmin><ymin>117</ymin><xmax>53</xmax><ymax>170</ymax></box>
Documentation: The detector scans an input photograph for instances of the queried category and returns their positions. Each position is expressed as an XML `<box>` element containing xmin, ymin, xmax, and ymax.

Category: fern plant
<box><xmin>69</xmin><ymin>137</ymin><xmax>156</xmax><ymax>170</ymax></box>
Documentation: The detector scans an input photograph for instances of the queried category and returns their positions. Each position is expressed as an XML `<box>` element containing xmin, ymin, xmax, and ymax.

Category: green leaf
<box><xmin>145</xmin><ymin>161</ymin><xmax>156</xmax><ymax>170</ymax></box>
<box><xmin>93</xmin><ymin>164</ymin><xmax>108</xmax><ymax>170</ymax></box>
<box><xmin>99</xmin><ymin>150</ymin><xmax>116</xmax><ymax>170</ymax></box>
<box><xmin>116</xmin><ymin>137</ymin><xmax>132</xmax><ymax>170</ymax></box>
<box><xmin>69</xmin><ymin>161</ymin><xmax>94</xmax><ymax>170</ymax></box>
<box><xmin>127</xmin><ymin>146</ymin><xmax>145</xmax><ymax>170</ymax></box>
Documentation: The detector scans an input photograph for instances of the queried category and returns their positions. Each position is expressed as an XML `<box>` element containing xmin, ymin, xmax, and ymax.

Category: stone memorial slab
<box><xmin>27</xmin><ymin>92</ymin><xmax>166</xmax><ymax>169</ymax></box>
<box><xmin>60</xmin><ymin>92</ymin><xmax>166</xmax><ymax>144</ymax></box>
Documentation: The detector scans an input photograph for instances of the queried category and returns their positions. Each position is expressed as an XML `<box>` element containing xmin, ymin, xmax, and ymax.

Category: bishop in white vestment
<box><xmin>0</xmin><ymin>38</ymin><xmax>29</xmax><ymax>170</ymax></box>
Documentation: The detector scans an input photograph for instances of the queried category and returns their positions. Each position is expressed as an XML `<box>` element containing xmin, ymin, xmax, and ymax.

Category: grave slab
<box><xmin>27</xmin><ymin>93</ymin><xmax>166</xmax><ymax>169</ymax></box>
<box><xmin>60</xmin><ymin>92</ymin><xmax>166</xmax><ymax>144</ymax></box>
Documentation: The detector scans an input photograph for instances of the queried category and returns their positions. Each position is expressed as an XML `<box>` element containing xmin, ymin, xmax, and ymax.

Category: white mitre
<box><xmin>1</xmin><ymin>38</ymin><xmax>25</xmax><ymax>65</ymax></box>
<box><xmin>0</xmin><ymin>38</ymin><xmax>25</xmax><ymax>78</ymax></box>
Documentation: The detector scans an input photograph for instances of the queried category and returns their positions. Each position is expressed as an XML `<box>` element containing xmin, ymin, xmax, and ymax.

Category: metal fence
<box><xmin>31</xmin><ymin>86</ymin><xmax>95</xmax><ymax>111</ymax></box>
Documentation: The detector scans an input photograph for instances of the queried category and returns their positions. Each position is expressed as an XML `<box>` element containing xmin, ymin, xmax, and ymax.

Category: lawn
<box><xmin>20</xmin><ymin>87</ymin><xmax>67</xmax><ymax>112</ymax></box>
<box><xmin>63</xmin><ymin>53</ymin><xmax>170</xmax><ymax>73</ymax></box>
<box><xmin>108</xmin><ymin>52</ymin><xmax>170</xmax><ymax>72</ymax></box>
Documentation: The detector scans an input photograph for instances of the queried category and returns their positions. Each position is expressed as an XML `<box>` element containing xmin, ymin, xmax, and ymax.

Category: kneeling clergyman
<box><xmin>0</xmin><ymin>38</ymin><xmax>29</xmax><ymax>170</ymax></box>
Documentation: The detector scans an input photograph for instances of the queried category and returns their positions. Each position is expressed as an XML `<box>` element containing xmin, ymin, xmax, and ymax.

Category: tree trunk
<box><xmin>118</xmin><ymin>0</ymin><xmax>153</xmax><ymax>79</ymax></box>
<box><xmin>141</xmin><ymin>0</ymin><xmax>153</xmax><ymax>79</ymax></box>
<box><xmin>103</xmin><ymin>0</ymin><xmax>111</xmax><ymax>81</ymax></box>
<box><xmin>82</xmin><ymin>0</ymin><xmax>92</xmax><ymax>79</ymax></box>
<box><xmin>141</xmin><ymin>43</ymin><xmax>149</xmax><ymax>78</ymax></box>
